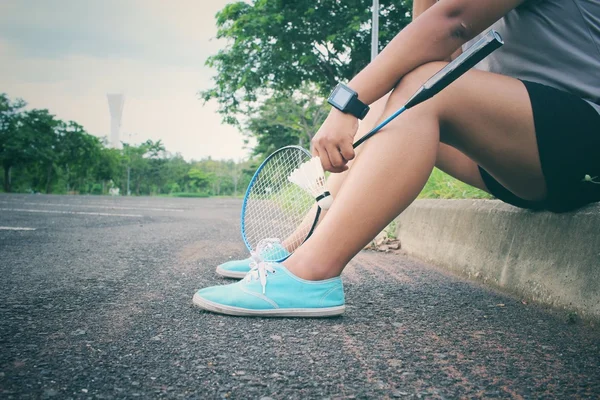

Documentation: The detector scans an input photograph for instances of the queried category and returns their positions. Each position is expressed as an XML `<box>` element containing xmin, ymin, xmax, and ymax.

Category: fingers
<box><xmin>312</xmin><ymin>137</ymin><xmax>350</xmax><ymax>173</ymax></box>
<box><xmin>338</xmin><ymin>142</ymin><xmax>355</xmax><ymax>163</ymax></box>
<box><xmin>311</xmin><ymin>109</ymin><xmax>359</xmax><ymax>173</ymax></box>
<box><xmin>326</xmin><ymin>150</ymin><xmax>349</xmax><ymax>173</ymax></box>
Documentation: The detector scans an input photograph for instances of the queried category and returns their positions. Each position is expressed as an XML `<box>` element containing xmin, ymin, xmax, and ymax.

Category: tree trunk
<box><xmin>45</xmin><ymin>164</ymin><xmax>53</xmax><ymax>194</ymax></box>
<box><xmin>66</xmin><ymin>165</ymin><xmax>70</xmax><ymax>193</ymax></box>
<box><xmin>3</xmin><ymin>164</ymin><xmax>11</xmax><ymax>192</ymax></box>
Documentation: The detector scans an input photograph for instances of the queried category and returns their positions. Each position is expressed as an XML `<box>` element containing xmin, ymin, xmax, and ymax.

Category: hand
<box><xmin>311</xmin><ymin>109</ymin><xmax>359</xmax><ymax>173</ymax></box>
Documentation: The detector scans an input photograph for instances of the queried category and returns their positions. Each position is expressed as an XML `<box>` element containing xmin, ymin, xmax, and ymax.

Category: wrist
<box><xmin>327</xmin><ymin>83</ymin><xmax>370</xmax><ymax>120</ymax></box>
<box><xmin>329</xmin><ymin>107</ymin><xmax>358</xmax><ymax>123</ymax></box>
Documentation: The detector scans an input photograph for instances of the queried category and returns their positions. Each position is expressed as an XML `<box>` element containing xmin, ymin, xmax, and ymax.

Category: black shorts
<box><xmin>479</xmin><ymin>80</ymin><xmax>600</xmax><ymax>213</ymax></box>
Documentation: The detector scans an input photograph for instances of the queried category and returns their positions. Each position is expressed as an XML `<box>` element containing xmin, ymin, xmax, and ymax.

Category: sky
<box><xmin>0</xmin><ymin>0</ymin><xmax>251</xmax><ymax>161</ymax></box>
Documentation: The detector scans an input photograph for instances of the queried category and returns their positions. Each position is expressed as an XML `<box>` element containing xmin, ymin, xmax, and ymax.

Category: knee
<box><xmin>382</xmin><ymin>62</ymin><xmax>448</xmax><ymax>128</ymax></box>
<box><xmin>392</xmin><ymin>61</ymin><xmax>449</xmax><ymax>102</ymax></box>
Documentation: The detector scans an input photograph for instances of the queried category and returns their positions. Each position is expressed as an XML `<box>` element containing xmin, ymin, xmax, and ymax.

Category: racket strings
<box><xmin>243</xmin><ymin>148</ymin><xmax>317</xmax><ymax>260</ymax></box>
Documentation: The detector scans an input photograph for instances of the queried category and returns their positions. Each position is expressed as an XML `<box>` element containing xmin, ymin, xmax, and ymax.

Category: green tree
<box><xmin>145</xmin><ymin>140</ymin><xmax>167</xmax><ymax>194</ymax></box>
<box><xmin>245</xmin><ymin>85</ymin><xmax>328</xmax><ymax>158</ymax></box>
<box><xmin>20</xmin><ymin>109</ymin><xmax>61</xmax><ymax>193</ymax></box>
<box><xmin>95</xmin><ymin>146</ymin><xmax>123</xmax><ymax>193</ymax></box>
<box><xmin>187</xmin><ymin>167</ymin><xmax>212</xmax><ymax>193</ymax></box>
<box><xmin>0</xmin><ymin>92</ymin><xmax>255</xmax><ymax>197</ymax></box>
<box><xmin>0</xmin><ymin>94</ymin><xmax>27</xmax><ymax>192</ymax></box>
<box><xmin>122</xmin><ymin>139</ymin><xmax>167</xmax><ymax>195</ymax></box>
<box><xmin>122</xmin><ymin>142</ymin><xmax>147</xmax><ymax>195</ymax></box>
<box><xmin>57</xmin><ymin>121</ymin><xmax>102</xmax><ymax>193</ymax></box>
<box><xmin>246</xmin><ymin>118</ymin><xmax>298</xmax><ymax>159</ymax></box>
<box><xmin>223</xmin><ymin>159</ymin><xmax>243</xmax><ymax>196</ymax></box>
<box><xmin>201</xmin><ymin>0</ymin><xmax>412</xmax><ymax>123</ymax></box>
<box><xmin>152</xmin><ymin>153</ymin><xmax>190</xmax><ymax>194</ymax></box>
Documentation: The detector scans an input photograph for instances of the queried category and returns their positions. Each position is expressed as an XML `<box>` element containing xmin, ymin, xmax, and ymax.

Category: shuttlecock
<box><xmin>288</xmin><ymin>156</ymin><xmax>333</xmax><ymax>210</ymax></box>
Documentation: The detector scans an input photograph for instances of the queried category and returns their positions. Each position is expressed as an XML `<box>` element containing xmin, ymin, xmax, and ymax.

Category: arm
<box><xmin>413</xmin><ymin>0</ymin><xmax>463</xmax><ymax>60</ymax></box>
<box><xmin>313</xmin><ymin>0</ymin><xmax>525</xmax><ymax>172</ymax></box>
<box><xmin>348</xmin><ymin>0</ymin><xmax>525</xmax><ymax>106</ymax></box>
<box><xmin>413</xmin><ymin>0</ymin><xmax>438</xmax><ymax>20</ymax></box>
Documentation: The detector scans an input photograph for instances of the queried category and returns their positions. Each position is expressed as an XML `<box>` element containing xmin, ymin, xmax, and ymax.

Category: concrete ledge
<box><xmin>395</xmin><ymin>199</ymin><xmax>600</xmax><ymax>320</ymax></box>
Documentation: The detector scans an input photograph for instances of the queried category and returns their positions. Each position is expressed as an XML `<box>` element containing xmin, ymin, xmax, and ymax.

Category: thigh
<box><xmin>391</xmin><ymin>62</ymin><xmax>547</xmax><ymax>202</ymax></box>
<box><xmin>435</xmin><ymin>143</ymin><xmax>489</xmax><ymax>193</ymax></box>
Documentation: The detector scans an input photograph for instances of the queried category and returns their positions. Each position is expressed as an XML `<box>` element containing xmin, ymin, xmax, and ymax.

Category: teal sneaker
<box><xmin>215</xmin><ymin>257</ymin><xmax>254</xmax><ymax>279</ymax></box>
<box><xmin>194</xmin><ymin>262</ymin><xmax>345</xmax><ymax>317</ymax></box>
<box><xmin>215</xmin><ymin>239</ymin><xmax>290</xmax><ymax>279</ymax></box>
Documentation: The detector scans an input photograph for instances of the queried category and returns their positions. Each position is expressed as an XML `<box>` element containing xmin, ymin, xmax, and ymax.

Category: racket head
<box><xmin>241</xmin><ymin>145</ymin><xmax>320</xmax><ymax>262</ymax></box>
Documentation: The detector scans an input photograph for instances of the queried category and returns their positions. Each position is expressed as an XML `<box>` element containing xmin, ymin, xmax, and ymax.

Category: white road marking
<box><xmin>0</xmin><ymin>201</ymin><xmax>183</xmax><ymax>212</ymax></box>
<box><xmin>0</xmin><ymin>208</ymin><xmax>143</xmax><ymax>218</ymax></box>
<box><xmin>0</xmin><ymin>226</ymin><xmax>36</xmax><ymax>231</ymax></box>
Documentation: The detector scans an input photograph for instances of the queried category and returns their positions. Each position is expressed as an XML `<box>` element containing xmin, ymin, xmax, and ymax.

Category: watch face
<box><xmin>330</xmin><ymin>86</ymin><xmax>353</xmax><ymax>109</ymax></box>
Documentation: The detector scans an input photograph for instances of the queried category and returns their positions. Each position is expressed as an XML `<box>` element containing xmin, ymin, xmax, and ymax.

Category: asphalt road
<box><xmin>0</xmin><ymin>193</ymin><xmax>598</xmax><ymax>399</ymax></box>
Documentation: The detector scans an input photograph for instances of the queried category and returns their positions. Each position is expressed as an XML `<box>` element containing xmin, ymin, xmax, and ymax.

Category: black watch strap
<box><xmin>328</xmin><ymin>83</ymin><xmax>370</xmax><ymax>120</ymax></box>
<box><xmin>346</xmin><ymin>96</ymin><xmax>370</xmax><ymax>120</ymax></box>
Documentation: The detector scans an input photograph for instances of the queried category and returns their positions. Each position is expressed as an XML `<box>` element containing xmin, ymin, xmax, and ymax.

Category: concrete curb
<box><xmin>395</xmin><ymin>199</ymin><xmax>600</xmax><ymax>320</ymax></box>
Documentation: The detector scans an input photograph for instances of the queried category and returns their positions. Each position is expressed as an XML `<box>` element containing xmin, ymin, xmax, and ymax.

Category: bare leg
<box><xmin>326</xmin><ymin>93</ymin><xmax>392</xmax><ymax>196</ymax></box>
<box><xmin>280</xmin><ymin>94</ymin><xmax>392</xmax><ymax>252</ymax></box>
<box><xmin>435</xmin><ymin>143</ymin><xmax>489</xmax><ymax>193</ymax></box>
<box><xmin>284</xmin><ymin>62</ymin><xmax>546</xmax><ymax>280</ymax></box>
<box><xmin>283</xmin><ymin>142</ymin><xmax>489</xmax><ymax>254</ymax></box>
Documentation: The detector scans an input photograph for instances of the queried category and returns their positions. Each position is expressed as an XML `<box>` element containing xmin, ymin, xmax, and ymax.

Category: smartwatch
<box><xmin>327</xmin><ymin>83</ymin><xmax>370</xmax><ymax>120</ymax></box>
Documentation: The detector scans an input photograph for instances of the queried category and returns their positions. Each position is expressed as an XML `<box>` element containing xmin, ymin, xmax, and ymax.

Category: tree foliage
<box><xmin>201</xmin><ymin>0</ymin><xmax>412</xmax><ymax>122</ymax></box>
<box><xmin>0</xmin><ymin>94</ymin><xmax>28</xmax><ymax>192</ymax></box>
<box><xmin>245</xmin><ymin>85</ymin><xmax>329</xmax><ymax>156</ymax></box>
<box><xmin>0</xmin><ymin>93</ymin><xmax>256</xmax><ymax>197</ymax></box>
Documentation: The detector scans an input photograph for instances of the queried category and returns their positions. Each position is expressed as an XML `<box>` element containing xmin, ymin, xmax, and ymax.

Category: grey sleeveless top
<box><xmin>465</xmin><ymin>0</ymin><xmax>600</xmax><ymax>114</ymax></box>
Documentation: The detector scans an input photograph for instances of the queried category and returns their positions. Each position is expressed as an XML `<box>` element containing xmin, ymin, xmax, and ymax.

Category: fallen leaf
<box><xmin>378</xmin><ymin>245</ymin><xmax>390</xmax><ymax>252</ymax></box>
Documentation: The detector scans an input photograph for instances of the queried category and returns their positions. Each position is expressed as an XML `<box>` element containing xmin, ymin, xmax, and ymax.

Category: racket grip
<box><xmin>404</xmin><ymin>30</ymin><xmax>503</xmax><ymax>109</ymax></box>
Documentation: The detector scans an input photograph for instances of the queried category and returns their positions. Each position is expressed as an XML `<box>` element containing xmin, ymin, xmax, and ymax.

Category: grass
<box><xmin>168</xmin><ymin>192</ymin><xmax>210</xmax><ymax>198</ymax></box>
<box><xmin>269</xmin><ymin>184</ymin><xmax>314</xmax><ymax>214</ymax></box>
<box><xmin>418</xmin><ymin>168</ymin><xmax>492</xmax><ymax>199</ymax></box>
<box><xmin>378</xmin><ymin>169</ymin><xmax>491</xmax><ymax>240</ymax></box>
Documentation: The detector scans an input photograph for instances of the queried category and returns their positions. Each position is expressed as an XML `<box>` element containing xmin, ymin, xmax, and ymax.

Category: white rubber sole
<box><xmin>192</xmin><ymin>293</ymin><xmax>345</xmax><ymax>317</ymax></box>
<box><xmin>215</xmin><ymin>265</ymin><xmax>248</xmax><ymax>279</ymax></box>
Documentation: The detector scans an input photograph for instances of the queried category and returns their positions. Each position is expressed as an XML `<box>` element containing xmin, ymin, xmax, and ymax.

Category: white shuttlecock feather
<box><xmin>288</xmin><ymin>156</ymin><xmax>333</xmax><ymax>210</ymax></box>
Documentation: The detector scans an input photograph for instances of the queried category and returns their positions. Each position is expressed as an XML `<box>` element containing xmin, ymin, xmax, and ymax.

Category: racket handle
<box><xmin>404</xmin><ymin>30</ymin><xmax>503</xmax><ymax>109</ymax></box>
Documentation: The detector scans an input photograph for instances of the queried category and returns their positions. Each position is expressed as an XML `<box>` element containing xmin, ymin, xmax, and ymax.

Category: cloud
<box><xmin>0</xmin><ymin>0</ymin><xmax>251</xmax><ymax>161</ymax></box>
<box><xmin>0</xmin><ymin>0</ymin><xmax>228</xmax><ymax>67</ymax></box>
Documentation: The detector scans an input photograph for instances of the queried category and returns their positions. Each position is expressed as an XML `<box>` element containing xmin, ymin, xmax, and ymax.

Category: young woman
<box><xmin>194</xmin><ymin>0</ymin><xmax>600</xmax><ymax>316</ymax></box>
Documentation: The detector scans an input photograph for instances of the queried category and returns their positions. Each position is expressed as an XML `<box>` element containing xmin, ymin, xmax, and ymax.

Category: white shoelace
<box><xmin>245</xmin><ymin>238</ymin><xmax>282</xmax><ymax>294</ymax></box>
<box><xmin>243</xmin><ymin>261</ymin><xmax>276</xmax><ymax>294</ymax></box>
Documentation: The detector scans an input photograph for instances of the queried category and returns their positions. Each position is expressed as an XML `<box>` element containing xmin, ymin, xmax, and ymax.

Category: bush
<box><xmin>169</xmin><ymin>192</ymin><xmax>210</xmax><ymax>198</ymax></box>
<box><xmin>167</xmin><ymin>183</ymin><xmax>181</xmax><ymax>194</ymax></box>
<box><xmin>90</xmin><ymin>183</ymin><xmax>103</xmax><ymax>195</ymax></box>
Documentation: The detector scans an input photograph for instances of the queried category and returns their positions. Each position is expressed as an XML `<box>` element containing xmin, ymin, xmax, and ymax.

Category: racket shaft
<box><xmin>404</xmin><ymin>30</ymin><xmax>503</xmax><ymax>109</ymax></box>
<box><xmin>353</xmin><ymin>107</ymin><xmax>406</xmax><ymax>148</ymax></box>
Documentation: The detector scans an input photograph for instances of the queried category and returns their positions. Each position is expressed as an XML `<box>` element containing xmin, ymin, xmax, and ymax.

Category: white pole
<box><xmin>127</xmin><ymin>166</ymin><xmax>131</xmax><ymax>196</ymax></box>
<box><xmin>371</xmin><ymin>0</ymin><xmax>379</xmax><ymax>61</ymax></box>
